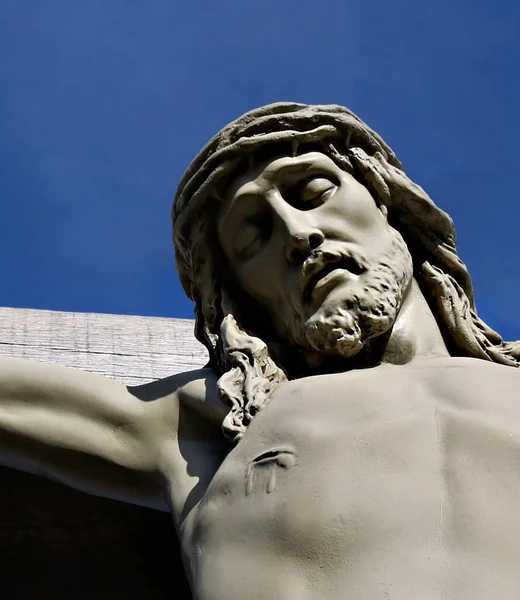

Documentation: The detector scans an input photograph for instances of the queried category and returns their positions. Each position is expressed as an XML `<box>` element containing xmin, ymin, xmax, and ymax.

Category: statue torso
<box><xmin>180</xmin><ymin>357</ymin><xmax>520</xmax><ymax>600</ymax></box>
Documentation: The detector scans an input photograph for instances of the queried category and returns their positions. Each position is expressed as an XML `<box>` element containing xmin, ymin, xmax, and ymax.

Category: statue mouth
<box><xmin>302</xmin><ymin>257</ymin><xmax>366</xmax><ymax>305</ymax></box>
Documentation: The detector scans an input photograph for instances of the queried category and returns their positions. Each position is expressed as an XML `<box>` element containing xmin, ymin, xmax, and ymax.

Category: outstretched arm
<box><xmin>0</xmin><ymin>356</ymin><xmax>224</xmax><ymax>513</ymax></box>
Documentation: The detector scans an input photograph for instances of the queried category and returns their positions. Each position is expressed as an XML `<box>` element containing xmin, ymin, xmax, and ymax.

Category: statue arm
<box><xmin>0</xmin><ymin>356</ymin><xmax>223</xmax><ymax>512</ymax></box>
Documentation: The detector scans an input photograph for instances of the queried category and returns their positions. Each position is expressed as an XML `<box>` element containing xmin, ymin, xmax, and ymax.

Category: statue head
<box><xmin>173</xmin><ymin>102</ymin><xmax>520</xmax><ymax>443</ymax></box>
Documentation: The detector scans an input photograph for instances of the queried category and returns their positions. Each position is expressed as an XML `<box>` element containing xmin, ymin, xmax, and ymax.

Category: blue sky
<box><xmin>1</xmin><ymin>0</ymin><xmax>519</xmax><ymax>342</ymax></box>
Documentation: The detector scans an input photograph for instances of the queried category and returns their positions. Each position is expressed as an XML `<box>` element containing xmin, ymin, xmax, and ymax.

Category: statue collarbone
<box><xmin>187</xmin><ymin>354</ymin><xmax>520</xmax><ymax>513</ymax></box>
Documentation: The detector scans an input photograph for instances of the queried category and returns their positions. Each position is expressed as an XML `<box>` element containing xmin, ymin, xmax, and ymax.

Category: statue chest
<box><xmin>184</xmin><ymin>360</ymin><xmax>520</xmax><ymax>598</ymax></box>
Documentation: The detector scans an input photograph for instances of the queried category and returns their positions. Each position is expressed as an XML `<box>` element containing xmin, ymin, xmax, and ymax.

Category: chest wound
<box><xmin>246</xmin><ymin>448</ymin><xmax>297</xmax><ymax>495</ymax></box>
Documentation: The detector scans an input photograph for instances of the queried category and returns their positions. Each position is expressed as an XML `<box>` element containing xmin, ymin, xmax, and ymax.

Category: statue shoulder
<box><xmin>128</xmin><ymin>367</ymin><xmax>226</xmax><ymax>424</ymax></box>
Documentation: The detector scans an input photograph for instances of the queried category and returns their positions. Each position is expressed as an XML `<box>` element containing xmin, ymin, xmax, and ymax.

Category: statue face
<box><xmin>218</xmin><ymin>151</ymin><xmax>413</xmax><ymax>359</ymax></box>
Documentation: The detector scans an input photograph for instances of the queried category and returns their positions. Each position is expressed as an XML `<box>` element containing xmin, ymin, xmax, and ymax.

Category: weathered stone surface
<box><xmin>0</xmin><ymin>306</ymin><xmax>207</xmax><ymax>384</ymax></box>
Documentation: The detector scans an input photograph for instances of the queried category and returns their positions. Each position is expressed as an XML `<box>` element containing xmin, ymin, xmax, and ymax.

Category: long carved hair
<box><xmin>173</xmin><ymin>103</ymin><xmax>520</xmax><ymax>443</ymax></box>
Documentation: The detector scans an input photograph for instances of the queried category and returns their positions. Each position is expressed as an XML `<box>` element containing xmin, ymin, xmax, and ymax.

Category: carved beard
<box><xmin>280</xmin><ymin>229</ymin><xmax>413</xmax><ymax>360</ymax></box>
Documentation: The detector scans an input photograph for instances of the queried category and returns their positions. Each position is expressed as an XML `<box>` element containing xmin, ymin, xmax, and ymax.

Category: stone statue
<box><xmin>2</xmin><ymin>103</ymin><xmax>520</xmax><ymax>599</ymax></box>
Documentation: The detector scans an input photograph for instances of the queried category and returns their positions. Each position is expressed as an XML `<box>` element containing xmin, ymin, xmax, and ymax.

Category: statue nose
<box><xmin>267</xmin><ymin>190</ymin><xmax>324</xmax><ymax>264</ymax></box>
<box><xmin>286</xmin><ymin>230</ymin><xmax>324</xmax><ymax>264</ymax></box>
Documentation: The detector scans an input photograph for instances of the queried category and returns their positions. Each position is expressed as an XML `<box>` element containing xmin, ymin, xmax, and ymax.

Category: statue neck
<box><xmin>379</xmin><ymin>278</ymin><xmax>449</xmax><ymax>365</ymax></box>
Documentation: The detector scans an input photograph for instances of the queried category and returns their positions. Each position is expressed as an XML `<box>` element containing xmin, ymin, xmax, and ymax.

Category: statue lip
<box><xmin>301</xmin><ymin>256</ymin><xmax>366</xmax><ymax>305</ymax></box>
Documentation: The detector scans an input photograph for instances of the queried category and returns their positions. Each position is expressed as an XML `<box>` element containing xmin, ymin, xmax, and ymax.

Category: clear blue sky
<box><xmin>1</xmin><ymin>1</ymin><xmax>519</xmax><ymax>342</ymax></box>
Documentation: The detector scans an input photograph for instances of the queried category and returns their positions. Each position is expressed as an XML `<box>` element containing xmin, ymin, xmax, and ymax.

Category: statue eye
<box><xmin>234</xmin><ymin>214</ymin><xmax>271</xmax><ymax>258</ymax></box>
<box><xmin>300</xmin><ymin>177</ymin><xmax>336</xmax><ymax>203</ymax></box>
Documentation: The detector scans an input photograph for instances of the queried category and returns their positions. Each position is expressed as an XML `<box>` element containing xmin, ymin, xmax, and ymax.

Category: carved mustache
<box><xmin>299</xmin><ymin>246</ymin><xmax>369</xmax><ymax>305</ymax></box>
